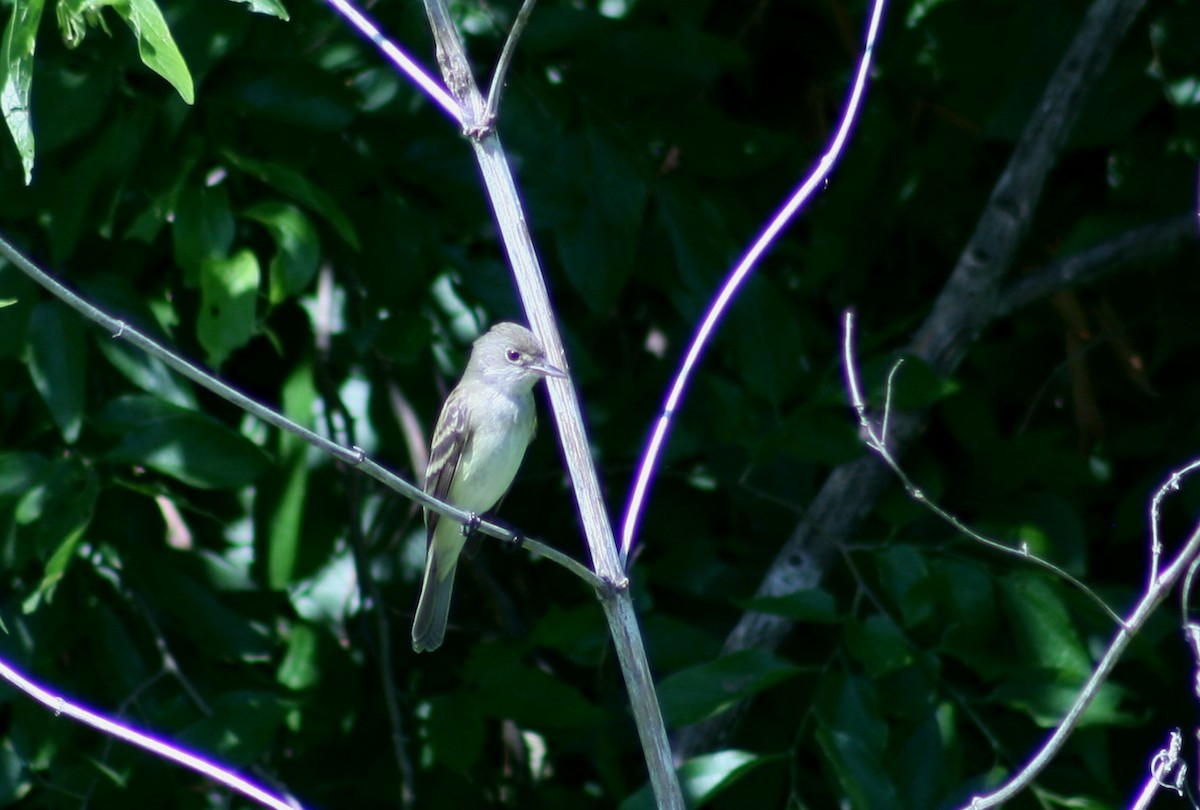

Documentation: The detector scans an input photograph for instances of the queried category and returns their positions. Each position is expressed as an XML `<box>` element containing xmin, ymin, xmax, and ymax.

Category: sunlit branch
<box><xmin>0</xmin><ymin>656</ymin><xmax>302</xmax><ymax>810</ymax></box>
<box><xmin>619</xmin><ymin>0</ymin><xmax>890</xmax><ymax>565</ymax></box>
<box><xmin>322</xmin><ymin>0</ymin><xmax>463</xmax><ymax>123</ymax></box>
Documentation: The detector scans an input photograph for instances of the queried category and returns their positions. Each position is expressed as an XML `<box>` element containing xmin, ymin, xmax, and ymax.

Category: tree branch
<box><xmin>996</xmin><ymin>213</ymin><xmax>1197</xmax><ymax>317</ymax></box>
<box><xmin>417</xmin><ymin>1</ymin><xmax>682</xmax><ymax>806</ymax></box>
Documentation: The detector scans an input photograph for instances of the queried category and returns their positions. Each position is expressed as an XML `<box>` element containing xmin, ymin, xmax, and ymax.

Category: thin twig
<box><xmin>619</xmin><ymin>0</ymin><xmax>889</xmax><ymax>565</ymax></box>
<box><xmin>842</xmin><ymin>311</ymin><xmax>1122</xmax><ymax>626</ymax></box>
<box><xmin>323</xmin><ymin>0</ymin><xmax>462</xmax><ymax>123</ymax></box>
<box><xmin>1130</xmin><ymin>729</ymin><xmax>1187</xmax><ymax>810</ymax></box>
<box><xmin>1148</xmin><ymin>460</ymin><xmax>1200</xmax><ymax>589</ymax></box>
<box><xmin>483</xmin><ymin>0</ymin><xmax>539</xmax><ymax>128</ymax></box>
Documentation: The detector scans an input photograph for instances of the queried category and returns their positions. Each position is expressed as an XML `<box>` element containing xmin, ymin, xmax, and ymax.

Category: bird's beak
<box><xmin>534</xmin><ymin>359</ymin><xmax>567</xmax><ymax>379</ymax></box>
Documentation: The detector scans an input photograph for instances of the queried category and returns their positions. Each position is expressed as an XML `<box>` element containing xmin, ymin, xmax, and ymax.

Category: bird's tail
<box><xmin>412</xmin><ymin>550</ymin><xmax>456</xmax><ymax>652</ymax></box>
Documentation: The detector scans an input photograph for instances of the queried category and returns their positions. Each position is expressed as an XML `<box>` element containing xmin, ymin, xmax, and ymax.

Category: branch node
<box><xmin>463</xmin><ymin>114</ymin><xmax>495</xmax><ymax>141</ymax></box>
<box><xmin>599</xmin><ymin>574</ymin><xmax>630</xmax><ymax>599</ymax></box>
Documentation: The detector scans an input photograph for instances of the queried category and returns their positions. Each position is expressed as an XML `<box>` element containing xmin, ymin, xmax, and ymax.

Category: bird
<box><xmin>412</xmin><ymin>322</ymin><xmax>565</xmax><ymax>652</ymax></box>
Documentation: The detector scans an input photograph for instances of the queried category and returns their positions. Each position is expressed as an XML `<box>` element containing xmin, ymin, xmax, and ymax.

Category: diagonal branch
<box><xmin>996</xmin><ymin>213</ymin><xmax>1197</xmax><ymax>317</ymax></box>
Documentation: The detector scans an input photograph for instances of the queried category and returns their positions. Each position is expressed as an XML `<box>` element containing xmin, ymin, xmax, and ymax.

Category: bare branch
<box><xmin>484</xmin><ymin>0</ymin><xmax>539</xmax><ymax>128</ymax></box>
<box><xmin>620</xmin><ymin>0</ymin><xmax>889</xmax><ymax>564</ymax></box>
<box><xmin>323</xmin><ymin>0</ymin><xmax>462</xmax><ymax>123</ymax></box>
<box><xmin>997</xmin><ymin>214</ymin><xmax>1197</xmax><ymax>318</ymax></box>
<box><xmin>842</xmin><ymin>312</ymin><xmax>1122</xmax><ymax>625</ymax></box>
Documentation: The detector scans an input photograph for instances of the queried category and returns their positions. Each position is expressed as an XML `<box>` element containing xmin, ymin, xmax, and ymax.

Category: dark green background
<box><xmin>0</xmin><ymin>0</ymin><xmax>1197</xmax><ymax>807</ymax></box>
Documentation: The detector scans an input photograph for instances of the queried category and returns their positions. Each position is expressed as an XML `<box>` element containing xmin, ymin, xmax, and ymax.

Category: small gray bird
<box><xmin>412</xmin><ymin>322</ymin><xmax>565</xmax><ymax>652</ymax></box>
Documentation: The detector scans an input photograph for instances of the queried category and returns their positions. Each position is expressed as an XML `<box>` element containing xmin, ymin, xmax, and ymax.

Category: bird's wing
<box><xmin>424</xmin><ymin>389</ymin><xmax>470</xmax><ymax>545</ymax></box>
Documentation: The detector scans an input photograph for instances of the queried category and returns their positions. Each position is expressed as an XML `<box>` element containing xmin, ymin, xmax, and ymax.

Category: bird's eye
<box><xmin>505</xmin><ymin>348</ymin><xmax>522</xmax><ymax>363</ymax></box>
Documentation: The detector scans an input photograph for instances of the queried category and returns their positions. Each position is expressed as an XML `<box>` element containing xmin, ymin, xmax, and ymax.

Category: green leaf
<box><xmin>815</xmin><ymin>672</ymin><xmax>888</xmax><ymax>749</ymax></box>
<box><xmin>776</xmin><ymin>407</ymin><xmax>862</xmax><ymax>465</ymax></box>
<box><xmin>243</xmin><ymin>201</ymin><xmax>321</xmax><ymax>303</ymax></box>
<box><xmin>814</xmin><ymin>674</ymin><xmax>902</xmax><ymax>810</ymax></box>
<box><xmin>115</xmin><ymin>0</ymin><xmax>194</xmax><ymax>104</ymax></box>
<box><xmin>531</xmin><ymin>604</ymin><xmax>610</xmax><ymax>667</ymax></box>
<box><xmin>215</xmin><ymin>62</ymin><xmax>355</xmax><ymax>132</ymax></box>
<box><xmin>92</xmin><ymin>603</ymin><xmax>152</xmax><ymax>696</ymax></box>
<box><xmin>725</xmin><ymin>275</ymin><xmax>807</xmax><ymax>405</ymax></box>
<box><xmin>844</xmin><ymin>615</ymin><xmax>913</xmax><ymax>677</ymax></box>
<box><xmin>223</xmin><ymin>150</ymin><xmax>360</xmax><ymax>249</ymax></box>
<box><xmin>895</xmin><ymin>712</ymin><xmax>948</xmax><ymax>809</ymax></box>
<box><xmin>276</xmin><ymin>623</ymin><xmax>320</xmax><ymax>691</ymax></box>
<box><xmin>179</xmin><ymin>691</ymin><xmax>288</xmax><ymax>764</ymax></box>
<box><xmin>0</xmin><ymin>453</ymin><xmax>48</xmax><ymax>498</ymax></box>
<box><xmin>55</xmin><ymin>0</ymin><xmax>111</xmax><ymax>48</ymax></box>
<box><xmin>261</xmin><ymin>439</ymin><xmax>309</xmax><ymax>588</ymax></box>
<box><xmin>655</xmin><ymin>180</ymin><xmax>736</xmax><ymax>300</ymax></box>
<box><xmin>884</xmin><ymin>355</ymin><xmax>960</xmax><ymax>410</ymax></box>
<box><xmin>999</xmin><ymin>571</ymin><xmax>1090</xmax><ymax>680</ymax></box>
<box><xmin>816</xmin><ymin>727</ymin><xmax>903</xmax><ymax>810</ymax></box>
<box><xmin>228</xmin><ymin>0</ymin><xmax>289</xmax><ymax>20</ymax></box>
<box><xmin>31</xmin><ymin>56</ymin><xmax>114</xmax><ymax>155</ymax></box>
<box><xmin>642</xmin><ymin>614</ymin><xmax>724</xmax><ymax>673</ymax></box>
<box><xmin>658</xmin><ymin>649</ymin><xmax>802</xmax><ymax>727</ymax></box>
<box><xmin>932</xmin><ymin>559</ymin><xmax>1009</xmax><ymax>679</ymax></box>
<box><xmin>198</xmin><ymin>249</ymin><xmax>260</xmax><ymax>367</ymax></box>
<box><xmin>138</xmin><ymin>560</ymin><xmax>273</xmax><ymax>661</ymax></box>
<box><xmin>0</xmin><ymin>737</ymin><xmax>29</xmax><ymax>800</ymax></box>
<box><xmin>553</xmin><ymin>124</ymin><xmax>648</xmax><ymax>313</ymax></box>
<box><xmin>288</xmin><ymin>550</ymin><xmax>358</xmax><ymax>624</ymax></box>
<box><xmin>984</xmin><ymin>490</ymin><xmax>1089</xmax><ymax>576</ymax></box>
<box><xmin>14</xmin><ymin>457</ymin><xmax>97</xmax><ymax>607</ymax></box>
<box><xmin>620</xmin><ymin>750</ymin><xmax>776</xmax><ymax>810</ymax></box>
<box><xmin>989</xmin><ymin>670</ymin><xmax>1135</xmax><ymax>729</ymax></box>
<box><xmin>27</xmin><ymin>301</ymin><xmax>86</xmax><ymax>443</ymax></box>
<box><xmin>173</xmin><ymin>184</ymin><xmax>235</xmax><ymax>285</ymax></box>
<box><xmin>473</xmin><ymin>663</ymin><xmax>604</xmax><ymax>731</ymax></box>
<box><xmin>94</xmin><ymin>338</ymin><xmax>197</xmax><ymax>409</ymax></box>
<box><xmin>685</xmin><ymin>750</ymin><xmax>771</xmax><ymax>806</ymax></box>
<box><xmin>875</xmin><ymin>545</ymin><xmax>934</xmax><ymax>627</ymax></box>
<box><xmin>97</xmin><ymin>394</ymin><xmax>271</xmax><ymax>489</ymax></box>
<box><xmin>0</xmin><ymin>0</ymin><xmax>44</xmax><ymax>184</ymax></box>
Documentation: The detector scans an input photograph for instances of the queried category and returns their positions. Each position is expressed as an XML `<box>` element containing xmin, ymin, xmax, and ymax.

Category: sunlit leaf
<box><xmin>197</xmin><ymin>249</ymin><xmax>260</xmax><ymax>367</ymax></box>
<box><xmin>0</xmin><ymin>0</ymin><xmax>43</xmax><ymax>183</ymax></box>
<box><xmin>116</xmin><ymin>0</ymin><xmax>195</xmax><ymax>104</ymax></box>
